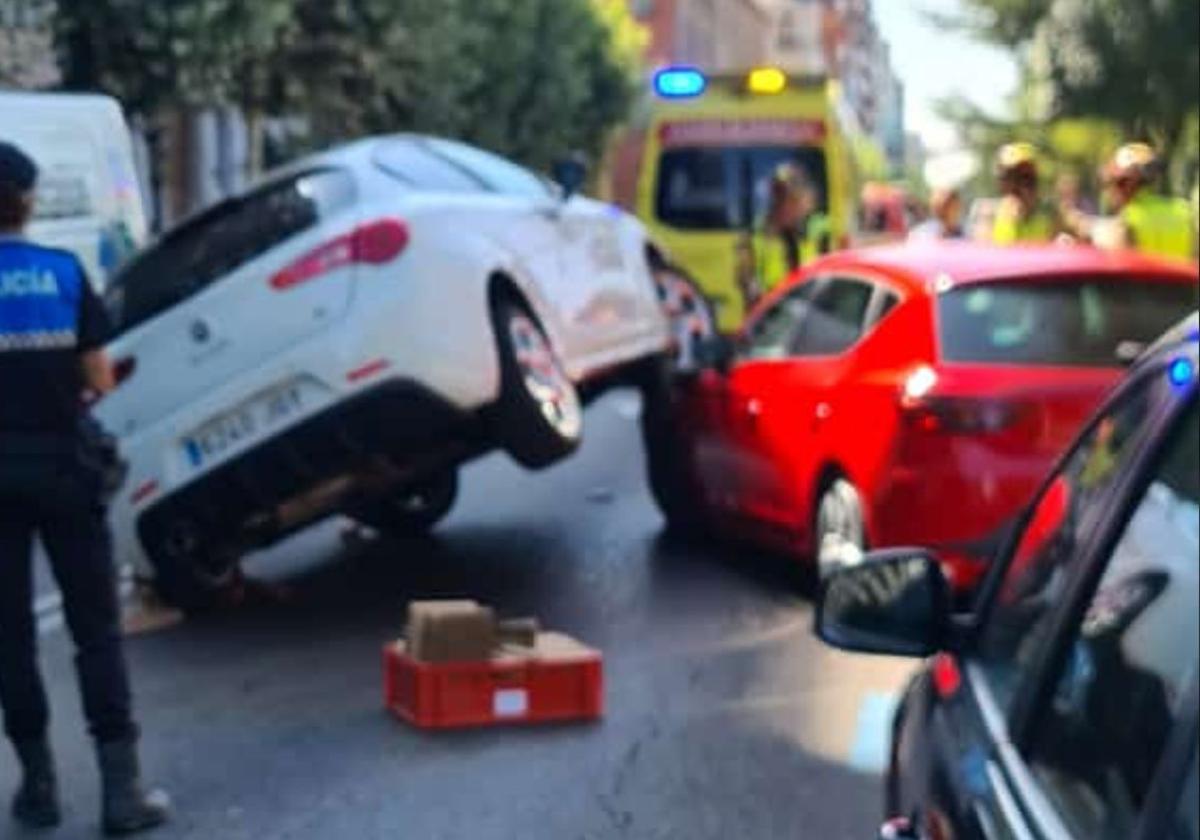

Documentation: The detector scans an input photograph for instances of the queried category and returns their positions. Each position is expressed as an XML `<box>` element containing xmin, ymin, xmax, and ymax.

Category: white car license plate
<box><xmin>183</xmin><ymin>382</ymin><xmax>310</xmax><ymax>470</ymax></box>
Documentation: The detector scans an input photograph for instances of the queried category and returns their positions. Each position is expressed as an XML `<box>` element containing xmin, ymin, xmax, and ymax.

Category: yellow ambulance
<box><xmin>636</xmin><ymin>67</ymin><xmax>877</xmax><ymax>330</ymax></box>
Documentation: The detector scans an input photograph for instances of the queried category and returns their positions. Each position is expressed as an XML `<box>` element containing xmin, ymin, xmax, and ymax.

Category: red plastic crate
<box><xmin>383</xmin><ymin>633</ymin><xmax>603</xmax><ymax>729</ymax></box>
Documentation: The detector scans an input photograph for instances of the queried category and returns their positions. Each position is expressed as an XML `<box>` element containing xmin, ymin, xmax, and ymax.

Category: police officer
<box><xmin>991</xmin><ymin>143</ymin><xmax>1063</xmax><ymax>244</ymax></box>
<box><xmin>754</xmin><ymin>164</ymin><xmax>832</xmax><ymax>297</ymax></box>
<box><xmin>0</xmin><ymin>142</ymin><xmax>169</xmax><ymax>835</ymax></box>
<box><xmin>1095</xmin><ymin>143</ymin><xmax>1194</xmax><ymax>261</ymax></box>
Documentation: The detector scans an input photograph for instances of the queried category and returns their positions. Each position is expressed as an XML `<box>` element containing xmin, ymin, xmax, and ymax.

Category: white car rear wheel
<box><xmin>145</xmin><ymin>519</ymin><xmax>238</xmax><ymax>613</ymax></box>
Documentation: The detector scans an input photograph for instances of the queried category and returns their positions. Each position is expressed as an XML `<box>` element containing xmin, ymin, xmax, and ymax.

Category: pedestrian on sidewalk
<box><xmin>0</xmin><ymin>141</ymin><xmax>170</xmax><ymax>835</ymax></box>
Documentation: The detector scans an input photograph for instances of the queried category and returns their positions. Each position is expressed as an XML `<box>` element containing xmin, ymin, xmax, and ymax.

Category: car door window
<box><xmin>1026</xmin><ymin>401</ymin><xmax>1199</xmax><ymax>840</ymax></box>
<box><xmin>865</xmin><ymin>288</ymin><xmax>900</xmax><ymax>329</ymax></box>
<box><xmin>788</xmin><ymin>277</ymin><xmax>874</xmax><ymax>356</ymax></box>
<box><xmin>107</xmin><ymin>168</ymin><xmax>356</xmax><ymax>334</ymax></box>
<box><xmin>425</xmin><ymin>139</ymin><xmax>552</xmax><ymax>200</ymax></box>
<box><xmin>373</xmin><ymin>139</ymin><xmax>486</xmax><ymax>192</ymax></box>
<box><xmin>976</xmin><ymin>375</ymin><xmax>1159</xmax><ymax>712</ymax></box>
<box><xmin>738</xmin><ymin>280</ymin><xmax>820</xmax><ymax>361</ymax></box>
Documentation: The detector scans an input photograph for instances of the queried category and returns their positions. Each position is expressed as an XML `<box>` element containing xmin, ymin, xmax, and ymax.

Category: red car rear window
<box><xmin>937</xmin><ymin>278</ymin><xmax>1198</xmax><ymax>367</ymax></box>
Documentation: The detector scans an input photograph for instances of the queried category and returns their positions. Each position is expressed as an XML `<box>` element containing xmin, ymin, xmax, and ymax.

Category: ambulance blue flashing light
<box><xmin>1167</xmin><ymin>357</ymin><xmax>1195</xmax><ymax>389</ymax></box>
<box><xmin>654</xmin><ymin>67</ymin><xmax>706</xmax><ymax>99</ymax></box>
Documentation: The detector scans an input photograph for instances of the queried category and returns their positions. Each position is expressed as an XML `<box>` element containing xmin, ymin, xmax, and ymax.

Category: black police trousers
<box><xmin>0</xmin><ymin>462</ymin><xmax>136</xmax><ymax>745</ymax></box>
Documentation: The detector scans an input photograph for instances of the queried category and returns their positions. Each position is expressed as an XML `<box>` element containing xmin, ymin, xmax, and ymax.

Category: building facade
<box><xmin>770</xmin><ymin>0</ymin><xmax>905</xmax><ymax>172</ymax></box>
<box><xmin>632</xmin><ymin>0</ymin><xmax>778</xmax><ymax>72</ymax></box>
<box><xmin>0</xmin><ymin>0</ymin><xmax>59</xmax><ymax>90</ymax></box>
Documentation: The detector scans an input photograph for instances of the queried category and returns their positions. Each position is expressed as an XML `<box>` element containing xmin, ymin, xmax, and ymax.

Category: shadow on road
<box><xmin>648</xmin><ymin>530</ymin><xmax>818</xmax><ymax>603</ymax></box>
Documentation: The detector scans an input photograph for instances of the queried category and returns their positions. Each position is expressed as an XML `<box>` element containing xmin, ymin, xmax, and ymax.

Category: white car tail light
<box><xmin>270</xmin><ymin>218</ymin><xmax>410</xmax><ymax>291</ymax></box>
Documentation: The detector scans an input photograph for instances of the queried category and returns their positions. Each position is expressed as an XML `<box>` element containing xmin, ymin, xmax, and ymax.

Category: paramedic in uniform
<box><xmin>0</xmin><ymin>142</ymin><xmax>169</xmax><ymax>835</ymax></box>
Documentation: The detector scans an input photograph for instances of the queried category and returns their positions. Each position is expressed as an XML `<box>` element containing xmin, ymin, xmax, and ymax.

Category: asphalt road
<box><xmin>8</xmin><ymin>390</ymin><xmax>913</xmax><ymax>840</ymax></box>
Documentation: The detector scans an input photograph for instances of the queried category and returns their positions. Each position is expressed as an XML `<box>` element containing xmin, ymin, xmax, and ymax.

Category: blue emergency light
<box><xmin>1167</xmin><ymin>357</ymin><xmax>1195</xmax><ymax>388</ymax></box>
<box><xmin>654</xmin><ymin>67</ymin><xmax>706</xmax><ymax>99</ymax></box>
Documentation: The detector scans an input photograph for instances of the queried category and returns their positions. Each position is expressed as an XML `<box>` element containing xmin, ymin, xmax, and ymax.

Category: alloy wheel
<box><xmin>816</xmin><ymin>478</ymin><xmax>866</xmax><ymax>581</ymax></box>
<box><xmin>507</xmin><ymin>313</ymin><xmax>582</xmax><ymax>441</ymax></box>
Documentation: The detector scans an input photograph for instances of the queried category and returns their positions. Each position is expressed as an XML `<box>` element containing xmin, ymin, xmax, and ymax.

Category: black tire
<box><xmin>142</xmin><ymin>519</ymin><xmax>236</xmax><ymax>614</ymax></box>
<box><xmin>638</xmin><ymin>354</ymin><xmax>707</xmax><ymax>534</ymax></box>
<box><xmin>651</xmin><ymin>262</ymin><xmax>718</xmax><ymax>372</ymax></box>
<box><xmin>491</xmin><ymin>299</ymin><xmax>582</xmax><ymax>469</ymax></box>
<box><xmin>352</xmin><ymin>470</ymin><xmax>458</xmax><ymax>536</ymax></box>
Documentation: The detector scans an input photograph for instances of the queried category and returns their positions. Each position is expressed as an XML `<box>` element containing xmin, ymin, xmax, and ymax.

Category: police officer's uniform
<box><xmin>754</xmin><ymin>211</ymin><xmax>834</xmax><ymax>296</ymax></box>
<box><xmin>0</xmin><ymin>233</ymin><xmax>134</xmax><ymax>747</ymax></box>
<box><xmin>991</xmin><ymin>195</ymin><xmax>1056</xmax><ymax>244</ymax></box>
<box><xmin>1120</xmin><ymin>187</ymin><xmax>1194</xmax><ymax>261</ymax></box>
<box><xmin>0</xmin><ymin>141</ymin><xmax>167</xmax><ymax>834</ymax></box>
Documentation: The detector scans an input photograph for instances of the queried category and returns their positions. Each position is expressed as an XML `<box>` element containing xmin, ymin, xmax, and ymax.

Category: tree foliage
<box><xmin>938</xmin><ymin>0</ymin><xmax>1199</xmax><ymax>163</ymax></box>
<box><xmin>1</xmin><ymin>0</ymin><xmax>59</xmax><ymax>89</ymax></box>
<box><xmin>54</xmin><ymin>0</ymin><xmax>293</xmax><ymax>114</ymax></box>
<box><xmin>51</xmin><ymin>0</ymin><xmax>643</xmax><ymax>171</ymax></box>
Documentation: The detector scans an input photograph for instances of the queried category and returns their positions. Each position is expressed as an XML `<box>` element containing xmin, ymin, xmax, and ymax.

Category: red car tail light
<box><xmin>902</xmin><ymin>396</ymin><xmax>1025</xmax><ymax>435</ymax></box>
<box><xmin>899</xmin><ymin>366</ymin><xmax>1025</xmax><ymax>435</ymax></box>
<box><xmin>270</xmin><ymin>218</ymin><xmax>410</xmax><ymax>290</ymax></box>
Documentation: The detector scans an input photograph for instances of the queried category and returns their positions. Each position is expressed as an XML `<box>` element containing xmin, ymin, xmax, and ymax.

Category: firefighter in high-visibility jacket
<box><xmin>1090</xmin><ymin>144</ymin><xmax>1195</xmax><ymax>261</ymax></box>
<box><xmin>991</xmin><ymin>143</ymin><xmax>1060</xmax><ymax>245</ymax></box>
<box><xmin>742</xmin><ymin>164</ymin><xmax>831</xmax><ymax>309</ymax></box>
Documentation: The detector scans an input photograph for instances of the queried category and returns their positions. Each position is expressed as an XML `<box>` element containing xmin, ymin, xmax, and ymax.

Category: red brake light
<box><xmin>902</xmin><ymin>396</ymin><xmax>1024</xmax><ymax>435</ymax></box>
<box><xmin>354</xmin><ymin>218</ymin><xmax>409</xmax><ymax>263</ymax></box>
<box><xmin>899</xmin><ymin>368</ymin><xmax>1025</xmax><ymax>435</ymax></box>
<box><xmin>270</xmin><ymin>218</ymin><xmax>409</xmax><ymax>290</ymax></box>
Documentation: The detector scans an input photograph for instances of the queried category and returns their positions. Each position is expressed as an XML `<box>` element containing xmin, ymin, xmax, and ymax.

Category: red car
<box><xmin>644</xmin><ymin>241</ymin><xmax>1198</xmax><ymax>588</ymax></box>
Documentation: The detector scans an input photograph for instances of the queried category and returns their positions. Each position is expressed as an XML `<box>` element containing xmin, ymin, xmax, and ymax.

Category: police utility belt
<box><xmin>0</xmin><ymin>416</ymin><xmax>129</xmax><ymax>503</ymax></box>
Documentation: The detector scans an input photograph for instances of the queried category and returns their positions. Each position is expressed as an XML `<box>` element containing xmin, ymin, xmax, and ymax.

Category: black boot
<box><xmin>96</xmin><ymin>738</ymin><xmax>170</xmax><ymax>836</ymax></box>
<box><xmin>11</xmin><ymin>738</ymin><xmax>61</xmax><ymax>827</ymax></box>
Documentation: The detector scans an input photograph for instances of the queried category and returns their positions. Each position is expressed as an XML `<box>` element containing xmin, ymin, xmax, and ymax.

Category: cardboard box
<box><xmin>496</xmin><ymin>617</ymin><xmax>540</xmax><ymax>649</ymax></box>
<box><xmin>405</xmin><ymin>600</ymin><xmax>496</xmax><ymax>663</ymax></box>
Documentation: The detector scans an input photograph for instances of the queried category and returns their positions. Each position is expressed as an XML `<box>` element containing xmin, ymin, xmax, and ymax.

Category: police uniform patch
<box><xmin>0</xmin><ymin>240</ymin><xmax>83</xmax><ymax>354</ymax></box>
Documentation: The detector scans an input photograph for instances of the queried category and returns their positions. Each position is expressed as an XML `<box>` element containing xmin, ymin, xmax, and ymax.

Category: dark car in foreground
<box><xmin>816</xmin><ymin>314</ymin><xmax>1198</xmax><ymax>840</ymax></box>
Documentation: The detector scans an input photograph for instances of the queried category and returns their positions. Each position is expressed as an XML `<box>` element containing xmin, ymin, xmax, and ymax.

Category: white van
<box><xmin>0</xmin><ymin>91</ymin><xmax>148</xmax><ymax>289</ymax></box>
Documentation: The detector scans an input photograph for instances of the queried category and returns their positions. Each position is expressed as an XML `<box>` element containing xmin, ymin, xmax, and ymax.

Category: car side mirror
<box><xmin>695</xmin><ymin>334</ymin><xmax>734</xmax><ymax>373</ymax></box>
<box><xmin>816</xmin><ymin>548</ymin><xmax>951</xmax><ymax>657</ymax></box>
<box><xmin>552</xmin><ymin>156</ymin><xmax>588</xmax><ymax>201</ymax></box>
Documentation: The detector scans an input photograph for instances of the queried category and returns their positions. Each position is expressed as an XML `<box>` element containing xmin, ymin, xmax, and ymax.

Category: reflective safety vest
<box><xmin>755</xmin><ymin>213</ymin><xmax>833</xmax><ymax>293</ymax></box>
<box><xmin>992</xmin><ymin>197</ymin><xmax>1055</xmax><ymax>244</ymax></box>
<box><xmin>1120</xmin><ymin>189</ymin><xmax>1194</xmax><ymax>261</ymax></box>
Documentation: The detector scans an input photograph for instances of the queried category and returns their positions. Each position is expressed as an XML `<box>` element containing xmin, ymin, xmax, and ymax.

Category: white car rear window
<box><xmin>107</xmin><ymin>169</ymin><xmax>355</xmax><ymax>334</ymax></box>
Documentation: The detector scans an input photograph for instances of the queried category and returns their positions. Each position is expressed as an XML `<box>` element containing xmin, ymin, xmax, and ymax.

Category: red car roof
<box><xmin>809</xmin><ymin>241</ymin><xmax>1199</xmax><ymax>295</ymax></box>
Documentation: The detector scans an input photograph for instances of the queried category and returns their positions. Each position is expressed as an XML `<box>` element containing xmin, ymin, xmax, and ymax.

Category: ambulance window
<box><xmin>655</xmin><ymin>146</ymin><xmax>828</xmax><ymax>230</ymax></box>
<box><xmin>657</xmin><ymin>149</ymin><xmax>730</xmax><ymax>228</ymax></box>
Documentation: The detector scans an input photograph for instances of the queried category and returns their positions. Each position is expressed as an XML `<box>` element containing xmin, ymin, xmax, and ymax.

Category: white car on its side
<box><xmin>97</xmin><ymin>134</ymin><xmax>711</xmax><ymax>610</ymax></box>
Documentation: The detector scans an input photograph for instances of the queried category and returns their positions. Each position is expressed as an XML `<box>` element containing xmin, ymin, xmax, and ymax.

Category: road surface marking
<box><xmin>848</xmin><ymin>691</ymin><xmax>899</xmax><ymax>773</ymax></box>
